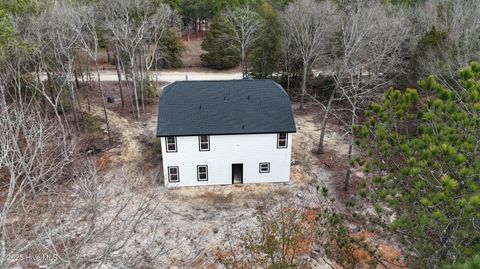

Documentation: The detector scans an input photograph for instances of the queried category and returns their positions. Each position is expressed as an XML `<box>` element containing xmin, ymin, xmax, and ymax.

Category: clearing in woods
<box><xmin>70</xmin><ymin>76</ymin><xmax>405</xmax><ymax>267</ymax></box>
<box><xmin>79</xmin><ymin>92</ymin><xmax>343</xmax><ymax>267</ymax></box>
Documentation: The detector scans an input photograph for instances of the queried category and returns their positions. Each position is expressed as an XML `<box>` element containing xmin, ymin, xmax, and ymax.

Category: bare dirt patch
<box><xmin>72</xmin><ymin>98</ymin><xmax>343</xmax><ymax>267</ymax></box>
<box><xmin>67</xmin><ymin>86</ymin><xmax>403</xmax><ymax>268</ymax></box>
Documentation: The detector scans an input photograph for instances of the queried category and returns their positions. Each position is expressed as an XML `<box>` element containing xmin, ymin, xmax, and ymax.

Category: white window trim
<box><xmin>166</xmin><ymin>136</ymin><xmax>177</xmax><ymax>152</ymax></box>
<box><xmin>197</xmin><ymin>165</ymin><xmax>208</xmax><ymax>181</ymax></box>
<box><xmin>199</xmin><ymin>135</ymin><xmax>210</xmax><ymax>151</ymax></box>
<box><xmin>259</xmin><ymin>162</ymin><xmax>270</xmax><ymax>173</ymax></box>
<box><xmin>168</xmin><ymin>166</ymin><xmax>179</xmax><ymax>182</ymax></box>
<box><xmin>277</xmin><ymin>133</ymin><xmax>288</xmax><ymax>148</ymax></box>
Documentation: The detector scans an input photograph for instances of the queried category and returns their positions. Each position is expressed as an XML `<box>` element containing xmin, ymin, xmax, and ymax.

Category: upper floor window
<box><xmin>197</xmin><ymin>165</ymin><xmax>208</xmax><ymax>181</ymax></box>
<box><xmin>166</xmin><ymin>136</ymin><xmax>177</xmax><ymax>152</ymax></box>
<box><xmin>259</xmin><ymin>162</ymin><xmax>270</xmax><ymax>173</ymax></box>
<box><xmin>168</xmin><ymin>166</ymin><xmax>179</xmax><ymax>182</ymax></box>
<box><xmin>199</xmin><ymin>135</ymin><xmax>210</xmax><ymax>151</ymax></box>
<box><xmin>277</xmin><ymin>133</ymin><xmax>288</xmax><ymax>148</ymax></box>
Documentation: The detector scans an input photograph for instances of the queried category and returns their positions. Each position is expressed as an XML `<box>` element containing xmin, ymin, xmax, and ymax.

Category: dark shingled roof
<box><xmin>156</xmin><ymin>79</ymin><xmax>296</xmax><ymax>137</ymax></box>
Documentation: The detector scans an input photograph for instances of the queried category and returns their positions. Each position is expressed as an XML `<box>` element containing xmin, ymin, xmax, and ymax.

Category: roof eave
<box><xmin>156</xmin><ymin>130</ymin><xmax>296</xmax><ymax>137</ymax></box>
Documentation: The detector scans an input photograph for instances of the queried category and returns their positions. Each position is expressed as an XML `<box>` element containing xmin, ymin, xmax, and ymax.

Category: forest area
<box><xmin>0</xmin><ymin>0</ymin><xmax>480</xmax><ymax>268</ymax></box>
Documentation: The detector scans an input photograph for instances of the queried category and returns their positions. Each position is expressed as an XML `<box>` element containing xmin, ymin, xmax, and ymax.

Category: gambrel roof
<box><xmin>156</xmin><ymin>79</ymin><xmax>296</xmax><ymax>137</ymax></box>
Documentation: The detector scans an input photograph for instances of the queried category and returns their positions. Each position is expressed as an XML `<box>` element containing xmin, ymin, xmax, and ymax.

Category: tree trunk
<box><xmin>245</xmin><ymin>50</ymin><xmax>248</xmax><ymax>77</ymax></box>
<box><xmin>139</xmin><ymin>51</ymin><xmax>145</xmax><ymax>113</ymax></box>
<box><xmin>241</xmin><ymin>47</ymin><xmax>247</xmax><ymax>78</ymax></box>
<box><xmin>74</xmin><ymin>70</ymin><xmax>80</xmax><ymax>94</ymax></box>
<box><xmin>317</xmin><ymin>86</ymin><xmax>337</xmax><ymax>154</ymax></box>
<box><xmin>35</xmin><ymin>69</ymin><xmax>47</xmax><ymax>114</ymax></box>
<box><xmin>300</xmin><ymin>63</ymin><xmax>308</xmax><ymax>110</ymax></box>
<box><xmin>74</xmin><ymin>70</ymin><xmax>83</xmax><ymax>114</ymax></box>
<box><xmin>344</xmin><ymin>137</ymin><xmax>354</xmax><ymax>192</ymax></box>
<box><xmin>67</xmin><ymin>63</ymin><xmax>81</xmax><ymax>132</ymax></box>
<box><xmin>95</xmin><ymin>61</ymin><xmax>112</xmax><ymax>144</ymax></box>
<box><xmin>130</xmin><ymin>60</ymin><xmax>140</xmax><ymax>119</ymax></box>
<box><xmin>46</xmin><ymin>72</ymin><xmax>55</xmax><ymax>105</ymax></box>
<box><xmin>80</xmin><ymin>62</ymin><xmax>85</xmax><ymax>90</ymax></box>
<box><xmin>106</xmin><ymin>46</ymin><xmax>111</xmax><ymax>64</ymax></box>
<box><xmin>0</xmin><ymin>79</ymin><xmax>7</xmax><ymax>114</ymax></box>
<box><xmin>115</xmin><ymin>46</ymin><xmax>125</xmax><ymax>108</ymax></box>
<box><xmin>287</xmin><ymin>72</ymin><xmax>290</xmax><ymax>95</ymax></box>
<box><xmin>121</xmin><ymin>58</ymin><xmax>135</xmax><ymax>118</ymax></box>
<box><xmin>344</xmin><ymin>107</ymin><xmax>357</xmax><ymax>192</ymax></box>
<box><xmin>85</xmin><ymin>59</ymin><xmax>92</xmax><ymax>113</ymax></box>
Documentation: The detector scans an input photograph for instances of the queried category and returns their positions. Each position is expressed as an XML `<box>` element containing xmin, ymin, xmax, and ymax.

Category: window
<box><xmin>166</xmin><ymin>136</ymin><xmax>177</xmax><ymax>152</ymax></box>
<box><xmin>259</xmin><ymin>162</ymin><xmax>270</xmax><ymax>173</ymax></box>
<box><xmin>277</xmin><ymin>133</ymin><xmax>288</xmax><ymax>148</ymax></box>
<box><xmin>168</xmin><ymin>166</ymin><xmax>179</xmax><ymax>182</ymax></box>
<box><xmin>199</xmin><ymin>135</ymin><xmax>210</xmax><ymax>151</ymax></box>
<box><xmin>197</xmin><ymin>165</ymin><xmax>208</xmax><ymax>181</ymax></box>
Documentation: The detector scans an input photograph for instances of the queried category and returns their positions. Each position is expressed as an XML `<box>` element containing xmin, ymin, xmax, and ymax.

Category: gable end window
<box><xmin>259</xmin><ymin>162</ymin><xmax>270</xmax><ymax>173</ymax></box>
<box><xmin>277</xmin><ymin>133</ymin><xmax>288</xmax><ymax>148</ymax></box>
<box><xmin>166</xmin><ymin>136</ymin><xmax>177</xmax><ymax>152</ymax></box>
<box><xmin>168</xmin><ymin>166</ymin><xmax>179</xmax><ymax>182</ymax></box>
<box><xmin>199</xmin><ymin>135</ymin><xmax>210</xmax><ymax>151</ymax></box>
<box><xmin>197</xmin><ymin>165</ymin><xmax>208</xmax><ymax>181</ymax></box>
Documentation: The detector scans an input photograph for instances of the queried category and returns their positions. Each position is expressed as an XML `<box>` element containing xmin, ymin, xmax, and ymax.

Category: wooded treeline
<box><xmin>182</xmin><ymin>0</ymin><xmax>480</xmax><ymax>267</ymax></box>
<box><xmin>0</xmin><ymin>1</ymin><xmax>181</xmax><ymax>267</ymax></box>
<box><xmin>1</xmin><ymin>0</ymin><xmax>479</xmax><ymax>268</ymax></box>
<box><xmin>201</xmin><ymin>0</ymin><xmax>480</xmax><ymax>188</ymax></box>
<box><xmin>0</xmin><ymin>0</ymin><xmax>184</xmax><ymax>138</ymax></box>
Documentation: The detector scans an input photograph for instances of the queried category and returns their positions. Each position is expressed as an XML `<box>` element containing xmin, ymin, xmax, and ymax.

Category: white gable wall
<box><xmin>160</xmin><ymin>133</ymin><xmax>293</xmax><ymax>187</ymax></box>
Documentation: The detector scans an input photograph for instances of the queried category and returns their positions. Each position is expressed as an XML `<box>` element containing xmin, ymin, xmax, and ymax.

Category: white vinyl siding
<box><xmin>161</xmin><ymin>133</ymin><xmax>292</xmax><ymax>187</ymax></box>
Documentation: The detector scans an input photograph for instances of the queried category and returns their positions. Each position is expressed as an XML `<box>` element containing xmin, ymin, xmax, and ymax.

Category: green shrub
<box><xmin>154</xmin><ymin>29</ymin><xmax>185</xmax><ymax>69</ymax></box>
<box><xmin>139</xmin><ymin>82</ymin><xmax>158</xmax><ymax>104</ymax></box>
<box><xmin>83</xmin><ymin>113</ymin><xmax>101</xmax><ymax>133</ymax></box>
<box><xmin>444</xmin><ymin>255</ymin><xmax>480</xmax><ymax>269</ymax></box>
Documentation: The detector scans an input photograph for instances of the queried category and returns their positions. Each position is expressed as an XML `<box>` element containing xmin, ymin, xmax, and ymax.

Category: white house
<box><xmin>156</xmin><ymin>79</ymin><xmax>296</xmax><ymax>187</ymax></box>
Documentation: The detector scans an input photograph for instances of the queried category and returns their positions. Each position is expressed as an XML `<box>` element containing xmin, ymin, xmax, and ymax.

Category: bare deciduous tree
<box><xmin>330</xmin><ymin>1</ymin><xmax>413</xmax><ymax>191</ymax></box>
<box><xmin>102</xmin><ymin>0</ymin><xmax>149</xmax><ymax>119</ymax></box>
<box><xmin>414</xmin><ymin>0</ymin><xmax>480</xmax><ymax>83</ymax></box>
<box><xmin>222</xmin><ymin>7</ymin><xmax>263</xmax><ymax>78</ymax></box>
<box><xmin>282</xmin><ymin>0</ymin><xmax>338</xmax><ymax>110</ymax></box>
<box><xmin>217</xmin><ymin>202</ymin><xmax>314</xmax><ymax>268</ymax></box>
<box><xmin>38</xmin><ymin>164</ymin><xmax>172</xmax><ymax>268</ymax></box>
<box><xmin>75</xmin><ymin>4</ymin><xmax>113</xmax><ymax>143</ymax></box>
<box><xmin>43</xmin><ymin>1</ymin><xmax>86</xmax><ymax>131</ymax></box>
<box><xmin>0</xmin><ymin>104</ymin><xmax>74</xmax><ymax>267</ymax></box>
<box><xmin>102</xmin><ymin>0</ymin><xmax>176</xmax><ymax>118</ymax></box>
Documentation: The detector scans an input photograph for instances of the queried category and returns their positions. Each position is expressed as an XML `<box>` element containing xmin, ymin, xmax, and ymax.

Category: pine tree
<box><xmin>250</xmin><ymin>1</ymin><xmax>282</xmax><ymax>78</ymax></box>
<box><xmin>356</xmin><ymin>62</ymin><xmax>480</xmax><ymax>267</ymax></box>
<box><xmin>200</xmin><ymin>14</ymin><xmax>241</xmax><ymax>69</ymax></box>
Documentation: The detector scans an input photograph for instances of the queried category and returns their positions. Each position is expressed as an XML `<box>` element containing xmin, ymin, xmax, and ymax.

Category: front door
<box><xmin>232</xmin><ymin>164</ymin><xmax>243</xmax><ymax>184</ymax></box>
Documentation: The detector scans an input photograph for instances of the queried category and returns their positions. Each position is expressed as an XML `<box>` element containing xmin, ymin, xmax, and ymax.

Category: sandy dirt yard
<box><xmin>36</xmin><ymin>73</ymin><xmax>405</xmax><ymax>269</ymax></box>
<box><xmin>74</xmin><ymin>88</ymin><xmax>349</xmax><ymax>268</ymax></box>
